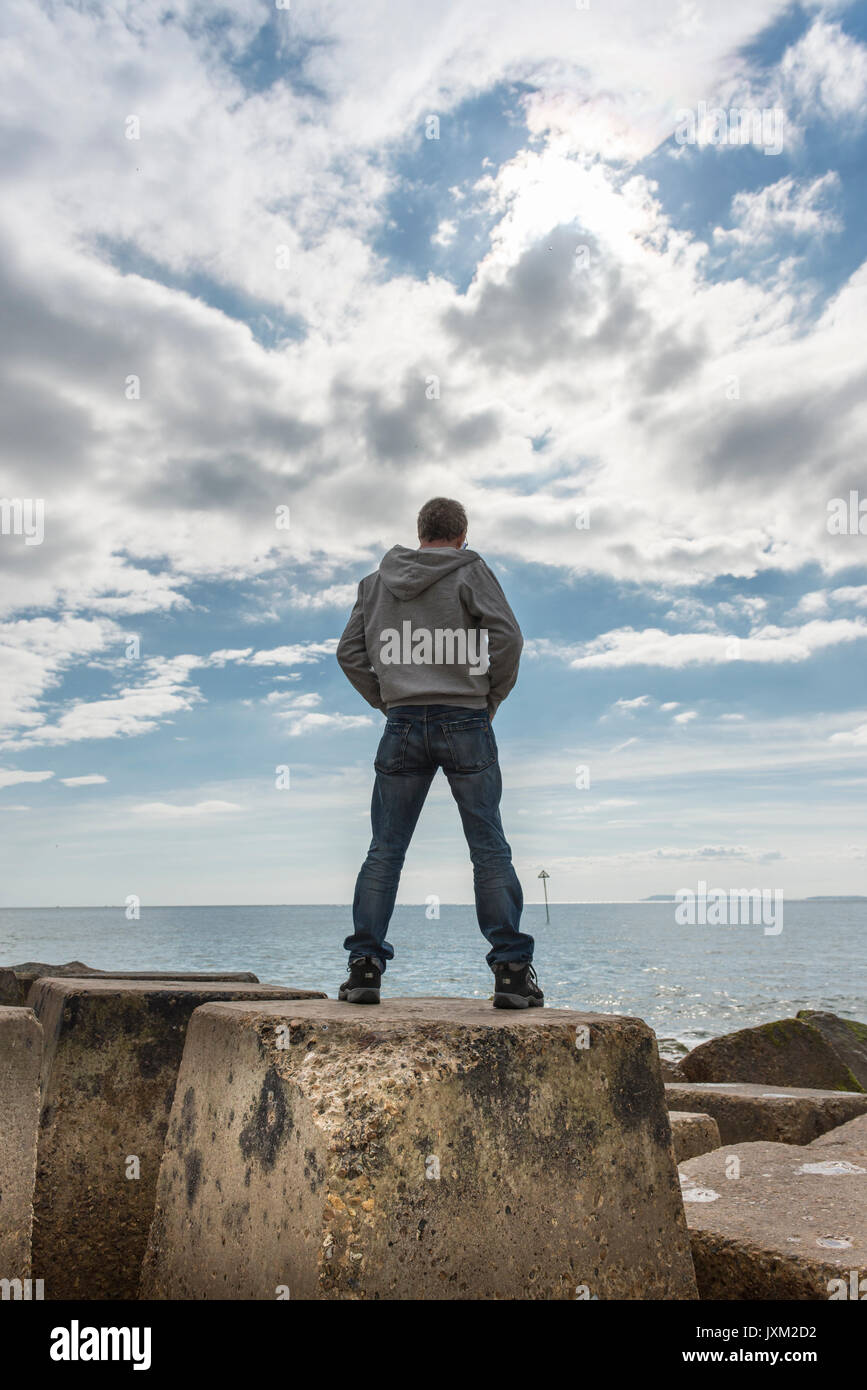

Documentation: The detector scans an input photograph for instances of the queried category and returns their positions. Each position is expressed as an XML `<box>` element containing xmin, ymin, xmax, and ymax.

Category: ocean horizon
<box><xmin>2</xmin><ymin>901</ymin><xmax>863</xmax><ymax>1059</ymax></box>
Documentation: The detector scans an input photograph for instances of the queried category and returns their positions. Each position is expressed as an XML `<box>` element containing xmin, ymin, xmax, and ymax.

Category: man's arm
<box><xmin>460</xmin><ymin>560</ymin><xmax>523</xmax><ymax>718</ymax></box>
<box><xmin>336</xmin><ymin>582</ymin><xmax>387</xmax><ymax>712</ymax></box>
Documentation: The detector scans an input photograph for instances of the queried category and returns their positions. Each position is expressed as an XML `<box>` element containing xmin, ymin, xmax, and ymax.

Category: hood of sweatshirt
<box><xmin>377</xmin><ymin>544</ymin><xmax>480</xmax><ymax>601</ymax></box>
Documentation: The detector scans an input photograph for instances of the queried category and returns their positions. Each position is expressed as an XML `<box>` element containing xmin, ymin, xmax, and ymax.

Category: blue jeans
<box><xmin>345</xmin><ymin>705</ymin><xmax>533</xmax><ymax>972</ymax></box>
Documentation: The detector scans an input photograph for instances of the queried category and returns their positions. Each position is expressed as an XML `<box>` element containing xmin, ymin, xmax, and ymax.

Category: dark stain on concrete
<box><xmin>136</xmin><ymin>1038</ymin><xmax>174</xmax><ymax>1079</ymax></box>
<box><xmin>62</xmin><ymin>997</ymin><xmax>82</xmax><ymax>1030</ymax></box>
<box><xmin>178</xmin><ymin>1086</ymin><xmax>197</xmax><ymax>1146</ymax></box>
<box><xmin>239</xmin><ymin>1065</ymin><xmax>292</xmax><ymax>1170</ymax></box>
<box><xmin>185</xmin><ymin>1148</ymin><xmax>203</xmax><ymax>1206</ymax></box>
<box><xmin>610</xmin><ymin>1034</ymin><xmax>668</xmax><ymax>1144</ymax></box>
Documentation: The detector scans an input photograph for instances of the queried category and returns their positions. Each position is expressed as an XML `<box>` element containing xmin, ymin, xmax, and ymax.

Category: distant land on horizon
<box><xmin>643</xmin><ymin>894</ymin><xmax>867</xmax><ymax>903</ymax></box>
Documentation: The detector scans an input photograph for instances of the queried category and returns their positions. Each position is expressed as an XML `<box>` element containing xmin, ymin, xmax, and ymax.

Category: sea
<box><xmin>1</xmin><ymin>901</ymin><xmax>863</xmax><ymax>1059</ymax></box>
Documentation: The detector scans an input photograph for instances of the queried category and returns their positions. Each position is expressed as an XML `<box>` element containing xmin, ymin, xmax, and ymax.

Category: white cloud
<box><xmin>531</xmin><ymin>617</ymin><xmax>867</xmax><ymax>670</ymax></box>
<box><xmin>431</xmin><ymin>220</ymin><xmax>457</xmax><ymax>248</ymax></box>
<box><xmin>266</xmin><ymin>689</ymin><xmax>373</xmax><ymax>735</ymax></box>
<box><xmin>0</xmin><ymin>617</ymin><xmax>124</xmax><ymax>742</ymax></box>
<box><xmin>0</xmin><ymin>768</ymin><xmax>54</xmax><ymax>788</ymax></box>
<box><xmin>780</xmin><ymin>18</ymin><xmax>867</xmax><ymax>122</ymax></box>
<box><xmin>283</xmin><ymin>711</ymin><xmax>374</xmax><ymax>737</ymax></box>
<box><xmin>714</xmin><ymin>172</ymin><xmax>841</xmax><ymax>247</ymax></box>
<box><xmin>830</xmin><ymin>722</ymin><xmax>867</xmax><ymax>747</ymax></box>
<box><xmin>246</xmin><ymin>642</ymin><xmax>338</xmax><ymax>666</ymax></box>
<box><xmin>652</xmin><ymin>844</ymin><xmax>782</xmax><ymax>862</ymax></box>
<box><xmin>0</xmin><ymin>631</ymin><xmax>346</xmax><ymax>751</ymax></box>
<box><xmin>1</xmin><ymin>0</ymin><xmax>865</xmax><ymax>646</ymax></box>
<box><xmin>132</xmin><ymin>800</ymin><xmax>243</xmax><ymax>818</ymax></box>
<box><xmin>206</xmin><ymin>648</ymin><xmax>255</xmax><ymax>667</ymax></box>
<box><xmin>793</xmin><ymin>589</ymin><xmax>831</xmax><ymax>615</ymax></box>
<box><xmin>60</xmin><ymin>774</ymin><xmax>108</xmax><ymax>786</ymax></box>
<box><xmin>8</xmin><ymin>670</ymin><xmax>204</xmax><ymax>750</ymax></box>
<box><xmin>268</xmin><ymin>691</ymin><xmax>322</xmax><ymax>710</ymax></box>
<box><xmin>830</xmin><ymin>585</ymin><xmax>867</xmax><ymax>608</ymax></box>
<box><xmin>542</xmin><ymin>843</ymin><xmax>784</xmax><ymax>871</ymax></box>
<box><xmin>609</xmin><ymin>737</ymin><xmax>638</xmax><ymax>754</ymax></box>
<box><xmin>284</xmin><ymin>585</ymin><xmax>359</xmax><ymax>611</ymax></box>
<box><xmin>794</xmin><ymin>585</ymin><xmax>867</xmax><ymax>616</ymax></box>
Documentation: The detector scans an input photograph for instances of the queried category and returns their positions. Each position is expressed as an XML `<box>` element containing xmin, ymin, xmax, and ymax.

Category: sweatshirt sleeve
<box><xmin>336</xmin><ymin>581</ymin><xmax>387</xmax><ymax>713</ymax></box>
<box><xmin>460</xmin><ymin>560</ymin><xmax>523</xmax><ymax>717</ymax></box>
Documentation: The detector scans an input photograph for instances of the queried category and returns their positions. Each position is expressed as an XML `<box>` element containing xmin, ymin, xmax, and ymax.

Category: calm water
<box><xmin>1</xmin><ymin>902</ymin><xmax>863</xmax><ymax>1058</ymax></box>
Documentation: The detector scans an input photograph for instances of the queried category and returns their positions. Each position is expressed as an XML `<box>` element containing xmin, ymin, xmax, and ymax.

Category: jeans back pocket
<box><xmin>374</xmin><ymin>718</ymin><xmax>412</xmax><ymax>772</ymax></box>
<box><xmin>440</xmin><ymin>716</ymin><xmax>496</xmax><ymax>772</ymax></box>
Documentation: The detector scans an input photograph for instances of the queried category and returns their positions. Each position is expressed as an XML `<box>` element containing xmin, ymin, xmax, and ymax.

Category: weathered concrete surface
<box><xmin>666</xmin><ymin>1082</ymin><xmax>867</xmax><ymax>1145</ymax></box>
<box><xmin>680</xmin><ymin>1017</ymin><xmax>864</xmax><ymax>1092</ymax></box>
<box><xmin>669</xmin><ymin>1111</ymin><xmax>721</xmax><ymax>1163</ymax></box>
<box><xmin>797</xmin><ymin>1011</ymin><xmax>867</xmax><ymax>1091</ymax></box>
<box><xmin>31</xmin><ymin>978</ymin><xmax>322</xmax><ymax>1300</ymax></box>
<box><xmin>680</xmin><ymin>1139</ymin><xmax>867</xmax><ymax>1299</ymax></box>
<box><xmin>810</xmin><ymin>1112</ymin><xmax>867</xmax><ymax>1159</ymax></box>
<box><xmin>0</xmin><ymin>1007</ymin><xmax>42</xmax><ymax>1281</ymax></box>
<box><xmin>141</xmin><ymin>997</ymin><xmax>698</xmax><ymax>1301</ymax></box>
<box><xmin>0</xmin><ymin>961</ymin><xmax>259</xmax><ymax>1007</ymax></box>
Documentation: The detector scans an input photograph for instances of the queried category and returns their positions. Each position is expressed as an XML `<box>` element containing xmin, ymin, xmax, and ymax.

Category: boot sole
<box><xmin>493</xmin><ymin>992</ymin><xmax>544</xmax><ymax>1010</ymax></box>
<box><xmin>338</xmin><ymin>987</ymin><xmax>380</xmax><ymax>1004</ymax></box>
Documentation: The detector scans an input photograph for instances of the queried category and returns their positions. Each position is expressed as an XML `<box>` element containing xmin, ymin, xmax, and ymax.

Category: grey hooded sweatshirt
<box><xmin>336</xmin><ymin>546</ymin><xmax>523</xmax><ymax>717</ymax></box>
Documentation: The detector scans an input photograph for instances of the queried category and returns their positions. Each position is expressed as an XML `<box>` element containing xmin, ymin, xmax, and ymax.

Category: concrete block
<box><xmin>0</xmin><ymin>961</ymin><xmax>259</xmax><ymax>1008</ymax></box>
<box><xmin>0</xmin><ymin>1007</ymin><xmax>42</xmax><ymax>1283</ymax></box>
<box><xmin>666</xmin><ymin>1082</ymin><xmax>867</xmax><ymax>1145</ymax></box>
<box><xmin>141</xmin><ymin>997</ymin><xmax>698</xmax><ymax>1301</ymax></box>
<box><xmin>31</xmin><ymin>978</ymin><xmax>323</xmax><ymax>1300</ymax></box>
<box><xmin>680</xmin><ymin>1139</ymin><xmax>867</xmax><ymax>1299</ymax></box>
<box><xmin>668</xmin><ymin>1111</ymin><xmax>721</xmax><ymax>1163</ymax></box>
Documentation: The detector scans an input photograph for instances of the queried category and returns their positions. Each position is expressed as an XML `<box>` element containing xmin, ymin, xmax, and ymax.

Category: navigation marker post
<box><xmin>538</xmin><ymin>869</ymin><xmax>550</xmax><ymax>924</ymax></box>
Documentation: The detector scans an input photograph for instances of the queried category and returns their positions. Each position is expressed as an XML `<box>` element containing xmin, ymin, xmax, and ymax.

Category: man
<box><xmin>335</xmin><ymin>496</ymin><xmax>542</xmax><ymax>1009</ymax></box>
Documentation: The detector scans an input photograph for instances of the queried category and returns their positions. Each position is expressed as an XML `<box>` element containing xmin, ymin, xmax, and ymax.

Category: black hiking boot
<box><xmin>492</xmin><ymin>961</ymin><xmax>544</xmax><ymax>1009</ymax></box>
<box><xmin>338</xmin><ymin>956</ymin><xmax>382</xmax><ymax>1004</ymax></box>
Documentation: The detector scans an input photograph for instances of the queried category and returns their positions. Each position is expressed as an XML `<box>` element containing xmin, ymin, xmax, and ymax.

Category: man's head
<box><xmin>417</xmin><ymin>496</ymin><xmax>468</xmax><ymax>549</ymax></box>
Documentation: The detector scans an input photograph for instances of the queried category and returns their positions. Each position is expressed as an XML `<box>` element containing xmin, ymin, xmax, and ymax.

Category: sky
<box><xmin>1</xmin><ymin>0</ymin><xmax>866</xmax><ymax>907</ymax></box>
